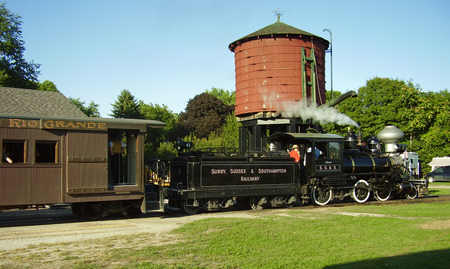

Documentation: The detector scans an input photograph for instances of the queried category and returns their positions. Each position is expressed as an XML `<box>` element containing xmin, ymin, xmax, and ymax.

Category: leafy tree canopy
<box><xmin>180</xmin><ymin>92</ymin><xmax>233</xmax><ymax>138</ymax></box>
<box><xmin>111</xmin><ymin>89</ymin><xmax>143</xmax><ymax>119</ymax></box>
<box><xmin>37</xmin><ymin>80</ymin><xmax>58</xmax><ymax>92</ymax></box>
<box><xmin>324</xmin><ymin>78</ymin><xmax>449</xmax><ymax>173</ymax></box>
<box><xmin>325</xmin><ymin>90</ymin><xmax>342</xmax><ymax>104</ymax></box>
<box><xmin>0</xmin><ymin>3</ymin><xmax>39</xmax><ymax>89</ymax></box>
<box><xmin>140</xmin><ymin>102</ymin><xmax>180</xmax><ymax>159</ymax></box>
<box><xmin>332</xmin><ymin>78</ymin><xmax>423</xmax><ymax>138</ymax></box>
<box><xmin>205</xmin><ymin>87</ymin><xmax>236</xmax><ymax>106</ymax></box>
<box><xmin>69</xmin><ymin>97</ymin><xmax>100</xmax><ymax>117</ymax></box>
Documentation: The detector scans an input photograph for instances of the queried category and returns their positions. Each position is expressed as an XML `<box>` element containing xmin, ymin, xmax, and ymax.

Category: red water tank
<box><xmin>229</xmin><ymin>20</ymin><xmax>329</xmax><ymax>117</ymax></box>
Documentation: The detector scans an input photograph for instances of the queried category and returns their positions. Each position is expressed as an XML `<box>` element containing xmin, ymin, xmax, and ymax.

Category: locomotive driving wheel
<box><xmin>374</xmin><ymin>185</ymin><xmax>392</xmax><ymax>202</ymax></box>
<box><xmin>312</xmin><ymin>186</ymin><xmax>333</xmax><ymax>206</ymax></box>
<box><xmin>406</xmin><ymin>182</ymin><xmax>418</xmax><ymax>200</ymax></box>
<box><xmin>182</xmin><ymin>200</ymin><xmax>200</xmax><ymax>215</ymax></box>
<box><xmin>249</xmin><ymin>197</ymin><xmax>267</xmax><ymax>210</ymax></box>
<box><xmin>352</xmin><ymin>179</ymin><xmax>371</xmax><ymax>203</ymax></box>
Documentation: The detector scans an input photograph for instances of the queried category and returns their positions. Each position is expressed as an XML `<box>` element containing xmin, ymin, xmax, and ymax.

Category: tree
<box><xmin>37</xmin><ymin>80</ymin><xmax>58</xmax><ymax>92</ymax></box>
<box><xmin>111</xmin><ymin>89</ymin><xmax>143</xmax><ymax>119</ymax></box>
<box><xmin>222</xmin><ymin>114</ymin><xmax>241</xmax><ymax>152</ymax></box>
<box><xmin>69</xmin><ymin>97</ymin><xmax>100</xmax><ymax>117</ymax></box>
<box><xmin>140</xmin><ymin>102</ymin><xmax>178</xmax><ymax>159</ymax></box>
<box><xmin>413</xmin><ymin>90</ymin><xmax>449</xmax><ymax>173</ymax></box>
<box><xmin>332</xmin><ymin>78</ymin><xmax>423</xmax><ymax>139</ymax></box>
<box><xmin>206</xmin><ymin>87</ymin><xmax>236</xmax><ymax>106</ymax></box>
<box><xmin>179</xmin><ymin>92</ymin><xmax>233</xmax><ymax>138</ymax></box>
<box><xmin>0</xmin><ymin>3</ymin><xmax>40</xmax><ymax>88</ymax></box>
<box><xmin>325</xmin><ymin>90</ymin><xmax>342</xmax><ymax>104</ymax></box>
<box><xmin>323</xmin><ymin>78</ymin><xmax>449</xmax><ymax>173</ymax></box>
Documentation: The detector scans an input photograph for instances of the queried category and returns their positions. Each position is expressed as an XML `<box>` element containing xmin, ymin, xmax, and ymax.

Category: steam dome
<box><xmin>377</xmin><ymin>125</ymin><xmax>405</xmax><ymax>144</ymax></box>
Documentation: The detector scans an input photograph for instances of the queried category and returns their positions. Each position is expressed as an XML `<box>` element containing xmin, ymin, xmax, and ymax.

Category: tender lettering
<box><xmin>211</xmin><ymin>169</ymin><xmax>227</xmax><ymax>175</ymax></box>
<box><xmin>230</xmin><ymin>168</ymin><xmax>246</xmax><ymax>174</ymax></box>
<box><xmin>258</xmin><ymin>168</ymin><xmax>287</xmax><ymax>174</ymax></box>
<box><xmin>241</xmin><ymin>176</ymin><xmax>260</xmax><ymax>182</ymax></box>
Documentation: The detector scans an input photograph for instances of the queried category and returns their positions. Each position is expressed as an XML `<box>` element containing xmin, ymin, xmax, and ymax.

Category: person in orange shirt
<box><xmin>289</xmin><ymin>145</ymin><xmax>300</xmax><ymax>163</ymax></box>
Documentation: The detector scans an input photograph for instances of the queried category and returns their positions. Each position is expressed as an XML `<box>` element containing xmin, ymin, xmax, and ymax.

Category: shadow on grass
<box><xmin>325</xmin><ymin>248</ymin><xmax>450</xmax><ymax>269</ymax></box>
<box><xmin>0</xmin><ymin>207</ymin><xmax>167</xmax><ymax>228</ymax></box>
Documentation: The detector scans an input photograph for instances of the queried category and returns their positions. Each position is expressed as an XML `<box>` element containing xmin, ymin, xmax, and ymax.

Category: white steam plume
<box><xmin>280</xmin><ymin>100</ymin><xmax>359</xmax><ymax>127</ymax></box>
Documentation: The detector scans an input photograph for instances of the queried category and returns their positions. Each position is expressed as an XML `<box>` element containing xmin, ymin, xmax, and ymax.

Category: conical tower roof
<box><xmin>229</xmin><ymin>20</ymin><xmax>328</xmax><ymax>52</ymax></box>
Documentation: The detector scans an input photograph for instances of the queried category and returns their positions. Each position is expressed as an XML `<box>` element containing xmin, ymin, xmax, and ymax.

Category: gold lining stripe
<box><xmin>349</xmin><ymin>156</ymin><xmax>355</xmax><ymax>173</ymax></box>
<box><xmin>369</xmin><ymin>155</ymin><xmax>376</xmax><ymax>172</ymax></box>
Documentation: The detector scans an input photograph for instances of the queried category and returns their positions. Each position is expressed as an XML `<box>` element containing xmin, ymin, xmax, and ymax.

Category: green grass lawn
<box><xmin>429</xmin><ymin>182</ymin><xmax>450</xmax><ymax>196</ymax></box>
<box><xmin>3</xmin><ymin>201</ymin><xmax>449</xmax><ymax>269</ymax></box>
<box><xmin>103</xmin><ymin>202</ymin><xmax>449</xmax><ymax>268</ymax></box>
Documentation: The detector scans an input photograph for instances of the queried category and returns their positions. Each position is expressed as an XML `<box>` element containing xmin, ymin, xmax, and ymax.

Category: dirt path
<box><xmin>0</xmin><ymin>209</ymin><xmax>256</xmax><ymax>251</ymax></box>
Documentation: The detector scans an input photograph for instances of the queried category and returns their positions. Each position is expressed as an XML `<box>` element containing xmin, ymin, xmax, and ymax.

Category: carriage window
<box><xmin>2</xmin><ymin>140</ymin><xmax>25</xmax><ymax>163</ymax></box>
<box><xmin>36</xmin><ymin>141</ymin><xmax>58</xmax><ymax>163</ymax></box>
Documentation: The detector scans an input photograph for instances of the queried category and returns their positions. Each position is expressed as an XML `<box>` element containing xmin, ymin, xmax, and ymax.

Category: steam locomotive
<box><xmin>166</xmin><ymin>125</ymin><xmax>425</xmax><ymax>213</ymax></box>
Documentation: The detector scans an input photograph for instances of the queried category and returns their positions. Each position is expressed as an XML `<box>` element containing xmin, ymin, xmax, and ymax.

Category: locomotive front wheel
<box><xmin>352</xmin><ymin>180</ymin><xmax>371</xmax><ymax>204</ymax></box>
<box><xmin>406</xmin><ymin>183</ymin><xmax>418</xmax><ymax>200</ymax></box>
<box><xmin>312</xmin><ymin>186</ymin><xmax>333</xmax><ymax>206</ymax></box>
<box><xmin>374</xmin><ymin>187</ymin><xmax>392</xmax><ymax>202</ymax></box>
<box><xmin>182</xmin><ymin>201</ymin><xmax>200</xmax><ymax>215</ymax></box>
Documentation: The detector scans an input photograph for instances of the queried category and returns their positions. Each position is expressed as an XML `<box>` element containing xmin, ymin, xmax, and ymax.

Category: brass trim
<box><xmin>349</xmin><ymin>156</ymin><xmax>355</xmax><ymax>173</ymax></box>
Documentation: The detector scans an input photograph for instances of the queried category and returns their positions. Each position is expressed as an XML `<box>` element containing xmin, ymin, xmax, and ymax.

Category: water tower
<box><xmin>229</xmin><ymin>17</ymin><xmax>329</xmax><ymax>153</ymax></box>
<box><xmin>229</xmin><ymin>17</ymin><xmax>329</xmax><ymax>118</ymax></box>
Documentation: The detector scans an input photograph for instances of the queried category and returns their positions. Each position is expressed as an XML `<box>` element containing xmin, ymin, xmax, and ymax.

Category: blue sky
<box><xmin>5</xmin><ymin>0</ymin><xmax>450</xmax><ymax>117</ymax></box>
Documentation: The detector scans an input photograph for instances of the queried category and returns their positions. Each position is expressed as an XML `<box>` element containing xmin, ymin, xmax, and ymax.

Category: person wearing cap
<box><xmin>289</xmin><ymin>145</ymin><xmax>301</xmax><ymax>163</ymax></box>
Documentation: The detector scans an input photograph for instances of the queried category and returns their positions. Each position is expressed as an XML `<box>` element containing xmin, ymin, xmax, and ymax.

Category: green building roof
<box><xmin>229</xmin><ymin>20</ymin><xmax>329</xmax><ymax>52</ymax></box>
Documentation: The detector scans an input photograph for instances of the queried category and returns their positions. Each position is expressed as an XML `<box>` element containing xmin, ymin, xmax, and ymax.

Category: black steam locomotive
<box><xmin>166</xmin><ymin>125</ymin><xmax>425</xmax><ymax>214</ymax></box>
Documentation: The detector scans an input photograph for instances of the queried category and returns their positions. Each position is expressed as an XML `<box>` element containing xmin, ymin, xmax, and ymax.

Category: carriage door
<box><xmin>66</xmin><ymin>131</ymin><xmax>108</xmax><ymax>193</ymax></box>
<box><xmin>108</xmin><ymin>129</ymin><xmax>138</xmax><ymax>186</ymax></box>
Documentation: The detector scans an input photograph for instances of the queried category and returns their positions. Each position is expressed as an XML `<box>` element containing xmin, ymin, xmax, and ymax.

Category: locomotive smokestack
<box><xmin>327</xmin><ymin>90</ymin><xmax>357</xmax><ymax>108</ymax></box>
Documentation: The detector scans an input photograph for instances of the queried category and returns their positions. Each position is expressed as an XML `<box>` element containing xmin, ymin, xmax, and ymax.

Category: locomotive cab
<box><xmin>268</xmin><ymin>132</ymin><xmax>344</xmax><ymax>178</ymax></box>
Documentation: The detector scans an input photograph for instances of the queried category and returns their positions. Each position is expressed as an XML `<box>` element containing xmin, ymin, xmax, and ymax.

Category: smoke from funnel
<box><xmin>280</xmin><ymin>100</ymin><xmax>359</xmax><ymax>127</ymax></box>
